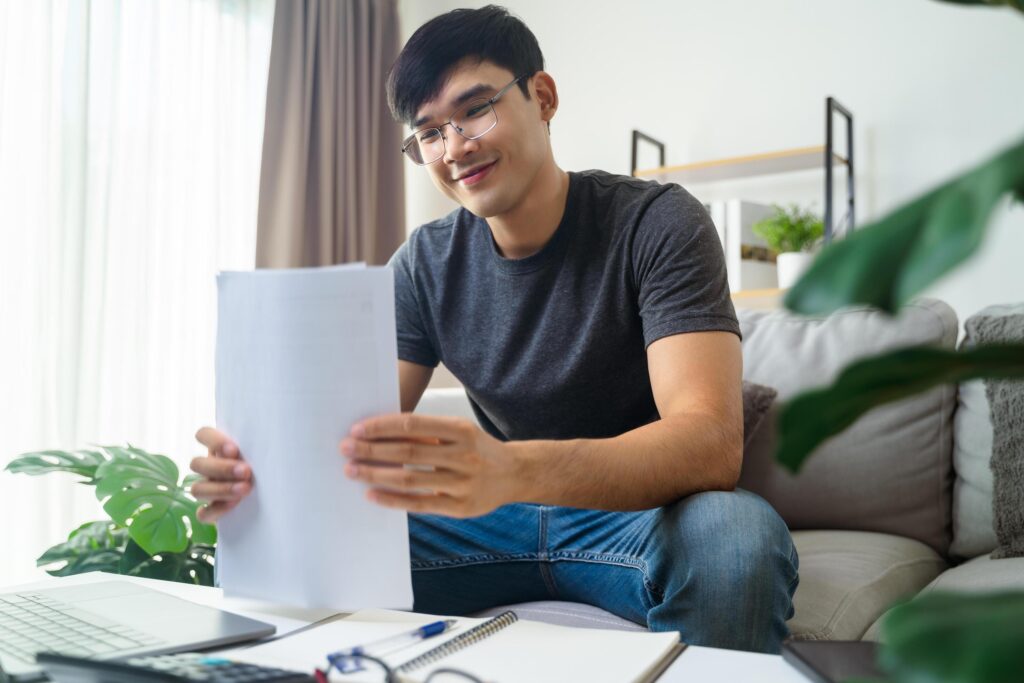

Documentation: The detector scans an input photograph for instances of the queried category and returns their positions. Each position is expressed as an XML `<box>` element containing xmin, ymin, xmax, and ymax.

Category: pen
<box><xmin>328</xmin><ymin>619</ymin><xmax>458</xmax><ymax>672</ymax></box>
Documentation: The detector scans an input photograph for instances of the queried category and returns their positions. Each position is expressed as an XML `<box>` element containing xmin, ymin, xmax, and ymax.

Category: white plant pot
<box><xmin>776</xmin><ymin>251</ymin><xmax>816</xmax><ymax>289</ymax></box>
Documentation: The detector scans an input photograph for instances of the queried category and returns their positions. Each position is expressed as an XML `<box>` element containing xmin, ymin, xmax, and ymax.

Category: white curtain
<box><xmin>0</xmin><ymin>0</ymin><xmax>274</xmax><ymax>586</ymax></box>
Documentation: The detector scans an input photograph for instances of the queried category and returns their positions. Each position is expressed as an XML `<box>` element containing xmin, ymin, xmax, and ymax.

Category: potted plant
<box><xmin>752</xmin><ymin>203</ymin><xmax>825</xmax><ymax>288</ymax></box>
<box><xmin>4</xmin><ymin>445</ymin><xmax>216</xmax><ymax>585</ymax></box>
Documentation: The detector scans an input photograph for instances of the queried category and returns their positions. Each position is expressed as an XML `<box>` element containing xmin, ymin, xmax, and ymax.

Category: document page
<box><xmin>214</xmin><ymin>264</ymin><xmax>412</xmax><ymax>611</ymax></box>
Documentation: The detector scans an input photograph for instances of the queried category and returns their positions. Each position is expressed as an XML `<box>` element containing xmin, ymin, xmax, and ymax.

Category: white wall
<box><xmin>396</xmin><ymin>0</ymin><xmax>1024</xmax><ymax>326</ymax></box>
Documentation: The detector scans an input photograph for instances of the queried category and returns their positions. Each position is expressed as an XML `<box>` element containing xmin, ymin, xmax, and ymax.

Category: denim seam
<box><xmin>411</xmin><ymin>553</ymin><xmax>543</xmax><ymax>570</ymax></box>
<box><xmin>537</xmin><ymin>507</ymin><xmax>560</xmax><ymax>598</ymax></box>
<box><xmin>548</xmin><ymin>551</ymin><xmax>665</xmax><ymax>604</ymax></box>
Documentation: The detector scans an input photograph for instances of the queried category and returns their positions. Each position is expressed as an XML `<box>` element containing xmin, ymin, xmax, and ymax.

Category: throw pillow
<box><xmin>742</xmin><ymin>380</ymin><xmax>777</xmax><ymax>447</ymax></box>
<box><xmin>965</xmin><ymin>308</ymin><xmax>1024</xmax><ymax>559</ymax></box>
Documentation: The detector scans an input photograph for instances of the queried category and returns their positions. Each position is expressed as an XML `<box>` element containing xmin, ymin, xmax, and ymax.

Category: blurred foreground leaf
<box><xmin>785</xmin><ymin>135</ymin><xmax>1024</xmax><ymax>316</ymax></box>
<box><xmin>879</xmin><ymin>591</ymin><xmax>1024</xmax><ymax>683</ymax></box>
<box><xmin>776</xmin><ymin>344</ymin><xmax>1024</xmax><ymax>472</ymax></box>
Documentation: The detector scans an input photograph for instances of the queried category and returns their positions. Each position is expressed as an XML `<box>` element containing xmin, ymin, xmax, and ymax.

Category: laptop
<box><xmin>0</xmin><ymin>581</ymin><xmax>276</xmax><ymax>681</ymax></box>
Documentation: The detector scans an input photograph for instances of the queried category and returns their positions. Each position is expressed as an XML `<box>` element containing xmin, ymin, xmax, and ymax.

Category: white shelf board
<box><xmin>634</xmin><ymin>145</ymin><xmax>848</xmax><ymax>184</ymax></box>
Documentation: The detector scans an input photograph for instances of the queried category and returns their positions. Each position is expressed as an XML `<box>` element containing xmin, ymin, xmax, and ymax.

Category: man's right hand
<box><xmin>191</xmin><ymin>427</ymin><xmax>252</xmax><ymax>523</ymax></box>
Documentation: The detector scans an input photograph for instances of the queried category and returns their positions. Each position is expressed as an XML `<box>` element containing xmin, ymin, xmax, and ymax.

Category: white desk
<box><xmin>2</xmin><ymin>573</ymin><xmax>807</xmax><ymax>682</ymax></box>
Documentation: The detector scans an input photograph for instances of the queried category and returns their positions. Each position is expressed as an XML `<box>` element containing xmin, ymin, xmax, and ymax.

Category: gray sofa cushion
<box><xmin>863</xmin><ymin>553</ymin><xmax>1024</xmax><ymax>641</ymax></box>
<box><xmin>736</xmin><ymin>299</ymin><xmax>958</xmax><ymax>554</ymax></box>
<box><xmin>788</xmin><ymin>530</ymin><xmax>946</xmax><ymax>641</ymax></box>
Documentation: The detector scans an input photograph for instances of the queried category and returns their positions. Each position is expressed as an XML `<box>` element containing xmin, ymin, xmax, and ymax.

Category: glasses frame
<box><xmin>401</xmin><ymin>74</ymin><xmax>527</xmax><ymax>166</ymax></box>
<box><xmin>317</xmin><ymin>651</ymin><xmax>486</xmax><ymax>683</ymax></box>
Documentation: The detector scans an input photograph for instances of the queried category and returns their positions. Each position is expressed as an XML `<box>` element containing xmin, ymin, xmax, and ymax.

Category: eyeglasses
<box><xmin>401</xmin><ymin>75</ymin><xmax>526</xmax><ymax>166</ymax></box>
<box><xmin>315</xmin><ymin>651</ymin><xmax>487</xmax><ymax>683</ymax></box>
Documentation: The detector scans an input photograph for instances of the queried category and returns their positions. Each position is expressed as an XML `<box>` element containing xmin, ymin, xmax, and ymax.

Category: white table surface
<box><xmin>2</xmin><ymin>572</ymin><xmax>808</xmax><ymax>682</ymax></box>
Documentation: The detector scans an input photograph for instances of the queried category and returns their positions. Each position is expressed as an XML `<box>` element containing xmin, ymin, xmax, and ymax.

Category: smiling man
<box><xmin>191</xmin><ymin>5</ymin><xmax>798</xmax><ymax>653</ymax></box>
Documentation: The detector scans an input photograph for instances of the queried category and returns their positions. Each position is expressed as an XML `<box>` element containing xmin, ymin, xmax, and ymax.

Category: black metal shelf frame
<box><xmin>630</xmin><ymin>97</ymin><xmax>855</xmax><ymax>243</ymax></box>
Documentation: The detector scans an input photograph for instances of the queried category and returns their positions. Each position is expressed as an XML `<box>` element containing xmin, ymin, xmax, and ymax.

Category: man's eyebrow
<box><xmin>412</xmin><ymin>83</ymin><xmax>497</xmax><ymax>129</ymax></box>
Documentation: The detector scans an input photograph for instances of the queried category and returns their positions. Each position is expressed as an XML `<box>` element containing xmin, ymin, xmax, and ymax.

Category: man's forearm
<box><xmin>508</xmin><ymin>413</ymin><xmax>743</xmax><ymax>510</ymax></box>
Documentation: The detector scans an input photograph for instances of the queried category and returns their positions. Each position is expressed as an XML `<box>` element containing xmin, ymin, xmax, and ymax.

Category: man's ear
<box><xmin>532</xmin><ymin>71</ymin><xmax>558</xmax><ymax>124</ymax></box>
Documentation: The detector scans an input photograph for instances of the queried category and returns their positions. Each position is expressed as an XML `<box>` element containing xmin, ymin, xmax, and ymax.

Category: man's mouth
<box><xmin>456</xmin><ymin>161</ymin><xmax>497</xmax><ymax>186</ymax></box>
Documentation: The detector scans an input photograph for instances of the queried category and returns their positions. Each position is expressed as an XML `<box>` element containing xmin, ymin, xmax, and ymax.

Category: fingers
<box><xmin>345</xmin><ymin>460</ymin><xmax>467</xmax><ymax>496</ymax></box>
<box><xmin>196</xmin><ymin>500</ymin><xmax>241</xmax><ymax>524</ymax></box>
<box><xmin>366</xmin><ymin>489</ymin><xmax>471</xmax><ymax>518</ymax></box>
<box><xmin>190</xmin><ymin>454</ymin><xmax>251</xmax><ymax>483</ymax></box>
<box><xmin>195</xmin><ymin>426</ymin><xmax>240</xmax><ymax>459</ymax></box>
<box><xmin>191</xmin><ymin>479</ymin><xmax>252</xmax><ymax>502</ymax></box>
<box><xmin>353</xmin><ymin>414</ymin><xmax>474</xmax><ymax>443</ymax></box>
<box><xmin>340</xmin><ymin>438</ymin><xmax>470</xmax><ymax>470</ymax></box>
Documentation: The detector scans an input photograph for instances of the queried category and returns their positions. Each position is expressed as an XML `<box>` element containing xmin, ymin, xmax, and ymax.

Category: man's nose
<box><xmin>442</xmin><ymin>126</ymin><xmax>479</xmax><ymax>164</ymax></box>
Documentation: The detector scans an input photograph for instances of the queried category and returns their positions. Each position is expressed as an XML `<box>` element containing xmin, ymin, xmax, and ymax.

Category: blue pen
<box><xmin>328</xmin><ymin>619</ymin><xmax>458</xmax><ymax>673</ymax></box>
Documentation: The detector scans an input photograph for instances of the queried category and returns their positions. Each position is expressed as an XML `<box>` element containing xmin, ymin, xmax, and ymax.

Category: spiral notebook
<box><xmin>222</xmin><ymin>608</ymin><xmax>683</xmax><ymax>682</ymax></box>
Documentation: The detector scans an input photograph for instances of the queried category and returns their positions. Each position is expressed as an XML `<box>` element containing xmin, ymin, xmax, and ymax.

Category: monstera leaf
<box><xmin>775</xmin><ymin>344</ymin><xmax>1024</xmax><ymax>472</ymax></box>
<box><xmin>784</xmin><ymin>134</ymin><xmax>1024</xmax><ymax>316</ymax></box>
<box><xmin>5</xmin><ymin>449</ymin><xmax>108</xmax><ymax>482</ymax></box>
<box><xmin>35</xmin><ymin>521</ymin><xmax>129</xmax><ymax>577</ymax></box>
<box><xmin>119</xmin><ymin>539</ymin><xmax>216</xmax><ymax>586</ymax></box>
<box><xmin>879</xmin><ymin>591</ymin><xmax>1024</xmax><ymax>683</ymax></box>
<box><xmin>93</xmin><ymin>446</ymin><xmax>216</xmax><ymax>555</ymax></box>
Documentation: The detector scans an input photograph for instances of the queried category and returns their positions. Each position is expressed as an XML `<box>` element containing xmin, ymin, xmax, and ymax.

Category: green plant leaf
<box><xmin>879</xmin><ymin>591</ymin><xmax>1024</xmax><ymax>683</ymax></box>
<box><xmin>775</xmin><ymin>344</ymin><xmax>1024</xmax><ymax>472</ymax></box>
<box><xmin>751</xmin><ymin>203</ymin><xmax>824</xmax><ymax>254</ymax></box>
<box><xmin>119</xmin><ymin>539</ymin><xmax>216</xmax><ymax>586</ymax></box>
<box><xmin>94</xmin><ymin>446</ymin><xmax>217</xmax><ymax>555</ymax></box>
<box><xmin>934</xmin><ymin>0</ymin><xmax>1024</xmax><ymax>13</ymax></box>
<box><xmin>5</xmin><ymin>449</ymin><xmax>108</xmax><ymax>481</ymax></box>
<box><xmin>36</xmin><ymin>520</ymin><xmax>129</xmax><ymax>577</ymax></box>
<box><xmin>784</xmin><ymin>134</ymin><xmax>1024</xmax><ymax>315</ymax></box>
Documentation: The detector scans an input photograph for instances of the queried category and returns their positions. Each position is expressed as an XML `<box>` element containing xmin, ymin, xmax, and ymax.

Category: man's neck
<box><xmin>486</xmin><ymin>163</ymin><xmax>570</xmax><ymax>260</ymax></box>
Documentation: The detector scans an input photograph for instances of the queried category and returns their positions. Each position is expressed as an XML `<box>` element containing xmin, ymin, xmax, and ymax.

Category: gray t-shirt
<box><xmin>389</xmin><ymin>169</ymin><xmax>739</xmax><ymax>442</ymax></box>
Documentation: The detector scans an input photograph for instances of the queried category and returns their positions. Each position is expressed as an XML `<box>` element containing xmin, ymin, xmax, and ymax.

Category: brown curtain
<box><xmin>256</xmin><ymin>0</ymin><xmax>405</xmax><ymax>267</ymax></box>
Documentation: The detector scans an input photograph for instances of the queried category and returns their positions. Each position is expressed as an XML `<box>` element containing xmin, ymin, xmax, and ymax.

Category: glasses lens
<box><xmin>452</xmin><ymin>100</ymin><xmax>496</xmax><ymax>141</ymax></box>
<box><xmin>404</xmin><ymin>128</ymin><xmax>445</xmax><ymax>165</ymax></box>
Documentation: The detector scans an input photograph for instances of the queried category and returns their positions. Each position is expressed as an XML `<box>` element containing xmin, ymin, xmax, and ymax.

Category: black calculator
<box><xmin>35</xmin><ymin>651</ymin><xmax>317</xmax><ymax>682</ymax></box>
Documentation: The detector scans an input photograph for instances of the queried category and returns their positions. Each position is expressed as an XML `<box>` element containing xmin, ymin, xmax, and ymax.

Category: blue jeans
<box><xmin>408</xmin><ymin>489</ymin><xmax>798</xmax><ymax>654</ymax></box>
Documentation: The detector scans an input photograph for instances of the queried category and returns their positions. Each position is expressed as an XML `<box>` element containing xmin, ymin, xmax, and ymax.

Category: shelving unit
<box><xmin>631</xmin><ymin>97</ymin><xmax>855</xmax><ymax>241</ymax></box>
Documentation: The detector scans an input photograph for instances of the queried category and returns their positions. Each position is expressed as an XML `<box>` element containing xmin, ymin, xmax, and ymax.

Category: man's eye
<box><xmin>418</xmin><ymin>130</ymin><xmax>439</xmax><ymax>142</ymax></box>
<box><xmin>465</xmin><ymin>103</ymin><xmax>490</xmax><ymax>118</ymax></box>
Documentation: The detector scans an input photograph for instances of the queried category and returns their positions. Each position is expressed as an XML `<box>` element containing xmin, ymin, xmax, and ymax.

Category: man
<box><xmin>191</xmin><ymin>5</ymin><xmax>798</xmax><ymax>653</ymax></box>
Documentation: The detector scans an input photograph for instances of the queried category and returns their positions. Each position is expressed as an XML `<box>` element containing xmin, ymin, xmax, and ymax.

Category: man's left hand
<box><xmin>340</xmin><ymin>414</ymin><xmax>521</xmax><ymax>518</ymax></box>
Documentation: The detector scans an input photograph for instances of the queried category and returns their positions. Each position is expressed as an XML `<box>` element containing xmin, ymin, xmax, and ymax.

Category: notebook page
<box><xmin>222</xmin><ymin>609</ymin><xmax>678</xmax><ymax>683</ymax></box>
<box><xmin>410</xmin><ymin>619</ymin><xmax>680</xmax><ymax>683</ymax></box>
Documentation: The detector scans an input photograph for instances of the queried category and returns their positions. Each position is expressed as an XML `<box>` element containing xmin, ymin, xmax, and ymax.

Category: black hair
<box><xmin>386</xmin><ymin>5</ymin><xmax>545</xmax><ymax>127</ymax></box>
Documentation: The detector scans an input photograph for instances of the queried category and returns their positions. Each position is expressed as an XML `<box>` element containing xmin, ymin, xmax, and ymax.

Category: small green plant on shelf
<box><xmin>4</xmin><ymin>445</ymin><xmax>216</xmax><ymax>586</ymax></box>
<box><xmin>751</xmin><ymin>203</ymin><xmax>825</xmax><ymax>255</ymax></box>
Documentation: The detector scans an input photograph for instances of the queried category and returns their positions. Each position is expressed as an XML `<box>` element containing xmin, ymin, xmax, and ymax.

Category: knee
<box><xmin>659</xmin><ymin>489</ymin><xmax>797</xmax><ymax>599</ymax></box>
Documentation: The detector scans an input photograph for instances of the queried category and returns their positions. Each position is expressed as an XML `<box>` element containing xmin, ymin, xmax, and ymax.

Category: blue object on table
<box><xmin>328</xmin><ymin>619</ymin><xmax>458</xmax><ymax>674</ymax></box>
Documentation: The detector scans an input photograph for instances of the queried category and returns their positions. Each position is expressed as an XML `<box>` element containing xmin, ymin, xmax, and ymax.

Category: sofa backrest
<box><xmin>736</xmin><ymin>298</ymin><xmax>958</xmax><ymax>555</ymax></box>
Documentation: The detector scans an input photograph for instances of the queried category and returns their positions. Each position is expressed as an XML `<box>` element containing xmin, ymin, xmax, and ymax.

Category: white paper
<box><xmin>214</xmin><ymin>264</ymin><xmax>412</xmax><ymax>611</ymax></box>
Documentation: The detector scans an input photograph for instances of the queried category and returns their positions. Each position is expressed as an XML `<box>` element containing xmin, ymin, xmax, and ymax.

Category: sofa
<box><xmin>413</xmin><ymin>298</ymin><xmax>1024</xmax><ymax>643</ymax></box>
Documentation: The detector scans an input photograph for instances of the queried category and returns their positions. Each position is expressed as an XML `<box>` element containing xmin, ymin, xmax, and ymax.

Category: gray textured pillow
<box><xmin>966</xmin><ymin>308</ymin><xmax>1024</xmax><ymax>559</ymax></box>
<box><xmin>742</xmin><ymin>380</ymin><xmax>777</xmax><ymax>447</ymax></box>
<box><xmin>951</xmin><ymin>303</ymin><xmax>1024</xmax><ymax>559</ymax></box>
<box><xmin>737</xmin><ymin>299</ymin><xmax>958</xmax><ymax>555</ymax></box>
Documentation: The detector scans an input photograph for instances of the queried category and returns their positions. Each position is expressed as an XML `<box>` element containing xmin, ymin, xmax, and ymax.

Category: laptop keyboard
<box><xmin>0</xmin><ymin>592</ymin><xmax>164</xmax><ymax>664</ymax></box>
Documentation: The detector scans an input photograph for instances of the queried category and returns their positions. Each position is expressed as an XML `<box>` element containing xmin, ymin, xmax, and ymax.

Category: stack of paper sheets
<box><xmin>214</xmin><ymin>264</ymin><xmax>412</xmax><ymax>611</ymax></box>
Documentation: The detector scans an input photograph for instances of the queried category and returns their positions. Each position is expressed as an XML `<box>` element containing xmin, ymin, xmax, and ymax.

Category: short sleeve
<box><xmin>387</xmin><ymin>238</ymin><xmax>440</xmax><ymax>368</ymax></box>
<box><xmin>632</xmin><ymin>185</ymin><xmax>740</xmax><ymax>347</ymax></box>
